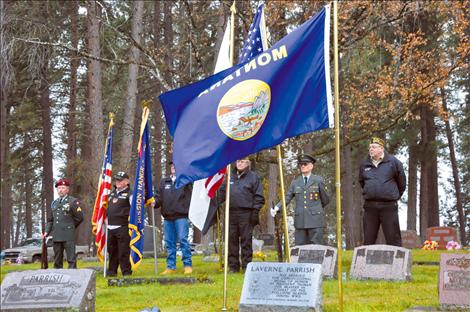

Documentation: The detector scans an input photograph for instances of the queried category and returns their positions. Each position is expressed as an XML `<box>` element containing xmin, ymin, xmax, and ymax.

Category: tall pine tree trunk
<box><xmin>65</xmin><ymin>0</ymin><xmax>79</xmax><ymax>189</ymax></box>
<box><xmin>441</xmin><ymin>88</ymin><xmax>466</xmax><ymax>244</ymax></box>
<box><xmin>120</xmin><ymin>0</ymin><xmax>144</xmax><ymax>171</ymax></box>
<box><xmin>24</xmin><ymin>135</ymin><xmax>33</xmax><ymax>238</ymax></box>
<box><xmin>407</xmin><ymin>142</ymin><xmax>418</xmax><ymax>232</ymax></box>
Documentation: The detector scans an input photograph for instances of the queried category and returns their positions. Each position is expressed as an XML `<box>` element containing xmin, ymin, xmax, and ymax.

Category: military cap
<box><xmin>298</xmin><ymin>154</ymin><xmax>316</xmax><ymax>164</ymax></box>
<box><xmin>370</xmin><ymin>136</ymin><xmax>385</xmax><ymax>147</ymax></box>
<box><xmin>55</xmin><ymin>178</ymin><xmax>70</xmax><ymax>187</ymax></box>
<box><xmin>113</xmin><ymin>171</ymin><xmax>129</xmax><ymax>180</ymax></box>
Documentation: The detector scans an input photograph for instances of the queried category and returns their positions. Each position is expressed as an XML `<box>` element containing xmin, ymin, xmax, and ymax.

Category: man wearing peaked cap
<box><xmin>44</xmin><ymin>178</ymin><xmax>84</xmax><ymax>269</ymax></box>
<box><xmin>359</xmin><ymin>136</ymin><xmax>406</xmax><ymax>246</ymax></box>
<box><xmin>271</xmin><ymin>153</ymin><xmax>330</xmax><ymax>245</ymax></box>
<box><xmin>106</xmin><ymin>171</ymin><xmax>132</xmax><ymax>276</ymax></box>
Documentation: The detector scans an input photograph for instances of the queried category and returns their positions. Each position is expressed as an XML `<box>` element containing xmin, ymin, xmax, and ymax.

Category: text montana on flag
<box><xmin>160</xmin><ymin>6</ymin><xmax>332</xmax><ymax>188</ymax></box>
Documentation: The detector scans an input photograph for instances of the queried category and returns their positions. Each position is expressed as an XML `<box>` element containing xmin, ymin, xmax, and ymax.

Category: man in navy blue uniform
<box><xmin>359</xmin><ymin>137</ymin><xmax>406</xmax><ymax>246</ymax></box>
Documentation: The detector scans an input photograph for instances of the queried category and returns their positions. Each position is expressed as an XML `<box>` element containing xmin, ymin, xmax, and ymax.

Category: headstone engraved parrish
<box><xmin>239</xmin><ymin>262</ymin><xmax>322</xmax><ymax>312</ymax></box>
<box><xmin>290</xmin><ymin>245</ymin><xmax>338</xmax><ymax>279</ymax></box>
<box><xmin>438</xmin><ymin>253</ymin><xmax>470</xmax><ymax>309</ymax></box>
<box><xmin>349</xmin><ymin>244</ymin><xmax>412</xmax><ymax>281</ymax></box>
<box><xmin>426</xmin><ymin>226</ymin><xmax>459</xmax><ymax>250</ymax></box>
<box><xmin>0</xmin><ymin>269</ymin><xmax>96</xmax><ymax>311</ymax></box>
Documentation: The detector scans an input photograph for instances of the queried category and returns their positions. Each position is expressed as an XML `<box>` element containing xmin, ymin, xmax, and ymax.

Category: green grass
<box><xmin>1</xmin><ymin>249</ymin><xmax>469</xmax><ymax>311</ymax></box>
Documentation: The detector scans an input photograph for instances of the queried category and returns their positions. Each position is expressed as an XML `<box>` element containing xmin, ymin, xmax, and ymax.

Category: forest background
<box><xmin>0</xmin><ymin>0</ymin><xmax>469</xmax><ymax>252</ymax></box>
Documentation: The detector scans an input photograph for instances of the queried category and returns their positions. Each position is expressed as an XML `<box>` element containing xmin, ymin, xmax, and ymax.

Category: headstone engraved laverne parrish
<box><xmin>239</xmin><ymin>262</ymin><xmax>322</xmax><ymax>312</ymax></box>
<box><xmin>0</xmin><ymin>269</ymin><xmax>96</xmax><ymax>311</ymax></box>
<box><xmin>349</xmin><ymin>244</ymin><xmax>412</xmax><ymax>281</ymax></box>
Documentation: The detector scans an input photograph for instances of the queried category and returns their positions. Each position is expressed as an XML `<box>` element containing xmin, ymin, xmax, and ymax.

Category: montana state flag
<box><xmin>160</xmin><ymin>6</ymin><xmax>332</xmax><ymax>188</ymax></box>
<box><xmin>129</xmin><ymin>106</ymin><xmax>155</xmax><ymax>270</ymax></box>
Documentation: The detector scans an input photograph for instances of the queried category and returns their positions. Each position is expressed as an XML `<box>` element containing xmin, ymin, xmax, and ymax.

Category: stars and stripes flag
<box><xmin>91</xmin><ymin>117</ymin><xmax>114</xmax><ymax>262</ymax></box>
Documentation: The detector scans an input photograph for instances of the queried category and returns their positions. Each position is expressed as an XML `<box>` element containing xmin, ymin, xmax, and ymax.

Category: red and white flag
<box><xmin>91</xmin><ymin>119</ymin><xmax>113</xmax><ymax>262</ymax></box>
<box><xmin>188</xmin><ymin>20</ymin><xmax>231</xmax><ymax>234</ymax></box>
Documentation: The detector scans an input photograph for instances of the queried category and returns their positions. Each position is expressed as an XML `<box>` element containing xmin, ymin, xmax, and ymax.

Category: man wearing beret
<box><xmin>43</xmin><ymin>178</ymin><xmax>84</xmax><ymax>268</ymax></box>
<box><xmin>271</xmin><ymin>154</ymin><xmax>330</xmax><ymax>245</ymax></box>
<box><xmin>106</xmin><ymin>171</ymin><xmax>132</xmax><ymax>276</ymax></box>
<box><xmin>219</xmin><ymin>157</ymin><xmax>265</xmax><ymax>273</ymax></box>
<box><xmin>359</xmin><ymin>137</ymin><xmax>406</xmax><ymax>246</ymax></box>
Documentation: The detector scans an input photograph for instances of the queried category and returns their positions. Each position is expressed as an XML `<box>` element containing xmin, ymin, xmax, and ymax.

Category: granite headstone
<box><xmin>258</xmin><ymin>233</ymin><xmax>275</xmax><ymax>246</ymax></box>
<box><xmin>401</xmin><ymin>230</ymin><xmax>420</xmax><ymax>249</ymax></box>
<box><xmin>426</xmin><ymin>226</ymin><xmax>459</xmax><ymax>250</ymax></box>
<box><xmin>290</xmin><ymin>245</ymin><xmax>337</xmax><ymax>279</ymax></box>
<box><xmin>239</xmin><ymin>262</ymin><xmax>322</xmax><ymax>312</ymax></box>
<box><xmin>349</xmin><ymin>244</ymin><xmax>412</xmax><ymax>281</ymax></box>
<box><xmin>1</xmin><ymin>269</ymin><xmax>96</xmax><ymax>311</ymax></box>
<box><xmin>438</xmin><ymin>253</ymin><xmax>470</xmax><ymax>310</ymax></box>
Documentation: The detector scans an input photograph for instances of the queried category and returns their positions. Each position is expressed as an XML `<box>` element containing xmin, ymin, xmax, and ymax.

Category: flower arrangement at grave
<box><xmin>253</xmin><ymin>251</ymin><xmax>267</xmax><ymax>261</ymax></box>
<box><xmin>422</xmin><ymin>240</ymin><xmax>438</xmax><ymax>250</ymax></box>
<box><xmin>445</xmin><ymin>240</ymin><xmax>461</xmax><ymax>250</ymax></box>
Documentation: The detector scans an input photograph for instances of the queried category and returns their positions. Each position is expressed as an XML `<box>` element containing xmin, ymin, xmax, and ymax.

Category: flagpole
<box><xmin>152</xmin><ymin>207</ymin><xmax>158</xmax><ymax>274</ymax></box>
<box><xmin>276</xmin><ymin>145</ymin><xmax>291</xmax><ymax>262</ymax></box>
<box><xmin>222</xmin><ymin>2</ymin><xmax>236</xmax><ymax>311</ymax></box>
<box><xmin>333</xmin><ymin>2</ymin><xmax>343</xmax><ymax>311</ymax></box>
<box><xmin>103</xmin><ymin>222</ymin><xmax>108</xmax><ymax>277</ymax></box>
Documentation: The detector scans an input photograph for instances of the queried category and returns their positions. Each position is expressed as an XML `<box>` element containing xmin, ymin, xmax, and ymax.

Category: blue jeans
<box><xmin>163</xmin><ymin>218</ymin><xmax>192</xmax><ymax>269</ymax></box>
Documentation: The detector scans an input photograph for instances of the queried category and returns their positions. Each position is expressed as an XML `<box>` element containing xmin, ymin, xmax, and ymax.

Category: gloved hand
<box><xmin>270</xmin><ymin>205</ymin><xmax>280</xmax><ymax>217</ymax></box>
<box><xmin>250</xmin><ymin>210</ymin><xmax>260</xmax><ymax>226</ymax></box>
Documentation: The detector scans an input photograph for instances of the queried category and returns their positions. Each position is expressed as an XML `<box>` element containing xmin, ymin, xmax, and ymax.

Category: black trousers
<box><xmin>295</xmin><ymin>228</ymin><xmax>324</xmax><ymax>245</ymax></box>
<box><xmin>363</xmin><ymin>205</ymin><xmax>402</xmax><ymax>246</ymax></box>
<box><xmin>107</xmin><ymin>226</ymin><xmax>132</xmax><ymax>275</ymax></box>
<box><xmin>228</xmin><ymin>209</ymin><xmax>254</xmax><ymax>271</ymax></box>
<box><xmin>53</xmin><ymin>241</ymin><xmax>76</xmax><ymax>269</ymax></box>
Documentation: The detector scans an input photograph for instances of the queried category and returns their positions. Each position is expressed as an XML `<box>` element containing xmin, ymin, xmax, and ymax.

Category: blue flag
<box><xmin>129</xmin><ymin>107</ymin><xmax>155</xmax><ymax>270</ymax></box>
<box><xmin>160</xmin><ymin>5</ymin><xmax>333</xmax><ymax>188</ymax></box>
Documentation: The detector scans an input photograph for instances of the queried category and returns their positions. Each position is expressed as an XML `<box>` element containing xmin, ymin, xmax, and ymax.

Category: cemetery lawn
<box><xmin>1</xmin><ymin>249</ymin><xmax>469</xmax><ymax>312</ymax></box>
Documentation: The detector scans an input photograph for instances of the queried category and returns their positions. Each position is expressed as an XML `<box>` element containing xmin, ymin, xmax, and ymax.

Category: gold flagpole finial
<box><xmin>230</xmin><ymin>1</ymin><xmax>236</xmax><ymax>14</ymax></box>
<box><xmin>108</xmin><ymin>112</ymin><xmax>115</xmax><ymax>120</ymax></box>
<box><xmin>141</xmin><ymin>99</ymin><xmax>151</xmax><ymax>108</ymax></box>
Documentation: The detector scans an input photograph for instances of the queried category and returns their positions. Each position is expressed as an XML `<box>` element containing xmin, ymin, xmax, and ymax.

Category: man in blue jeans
<box><xmin>155</xmin><ymin>162</ymin><xmax>193</xmax><ymax>274</ymax></box>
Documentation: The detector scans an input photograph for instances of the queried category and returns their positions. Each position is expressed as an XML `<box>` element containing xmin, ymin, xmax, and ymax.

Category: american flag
<box><xmin>91</xmin><ymin>120</ymin><xmax>113</xmax><ymax>262</ymax></box>
<box><xmin>239</xmin><ymin>3</ymin><xmax>269</xmax><ymax>64</ymax></box>
<box><xmin>205</xmin><ymin>167</ymin><xmax>227</xmax><ymax>198</ymax></box>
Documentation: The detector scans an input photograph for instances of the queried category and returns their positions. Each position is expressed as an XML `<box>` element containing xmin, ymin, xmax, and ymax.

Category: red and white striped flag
<box><xmin>91</xmin><ymin>118</ymin><xmax>114</xmax><ymax>262</ymax></box>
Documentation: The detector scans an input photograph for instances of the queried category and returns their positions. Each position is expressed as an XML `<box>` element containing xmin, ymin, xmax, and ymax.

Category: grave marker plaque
<box><xmin>426</xmin><ymin>227</ymin><xmax>459</xmax><ymax>250</ymax></box>
<box><xmin>0</xmin><ymin>269</ymin><xmax>96</xmax><ymax>311</ymax></box>
<box><xmin>438</xmin><ymin>253</ymin><xmax>470</xmax><ymax>310</ymax></box>
<box><xmin>350</xmin><ymin>244</ymin><xmax>412</xmax><ymax>281</ymax></box>
<box><xmin>291</xmin><ymin>245</ymin><xmax>338</xmax><ymax>279</ymax></box>
<box><xmin>239</xmin><ymin>262</ymin><xmax>322</xmax><ymax>312</ymax></box>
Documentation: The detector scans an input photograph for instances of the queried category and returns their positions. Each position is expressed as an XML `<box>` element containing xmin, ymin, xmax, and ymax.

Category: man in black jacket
<box><xmin>359</xmin><ymin>137</ymin><xmax>406</xmax><ymax>246</ymax></box>
<box><xmin>155</xmin><ymin>162</ymin><xmax>193</xmax><ymax>275</ymax></box>
<box><xmin>220</xmin><ymin>157</ymin><xmax>265</xmax><ymax>273</ymax></box>
<box><xmin>106</xmin><ymin>171</ymin><xmax>132</xmax><ymax>276</ymax></box>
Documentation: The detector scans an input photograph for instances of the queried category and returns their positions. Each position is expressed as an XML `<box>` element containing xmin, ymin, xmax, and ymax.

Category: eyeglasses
<box><xmin>299</xmin><ymin>162</ymin><xmax>310</xmax><ymax>166</ymax></box>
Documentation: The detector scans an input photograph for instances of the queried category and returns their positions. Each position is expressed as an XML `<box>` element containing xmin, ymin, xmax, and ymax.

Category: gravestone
<box><xmin>1</xmin><ymin>269</ymin><xmax>96</xmax><ymax>311</ymax></box>
<box><xmin>290</xmin><ymin>244</ymin><xmax>337</xmax><ymax>279</ymax></box>
<box><xmin>349</xmin><ymin>244</ymin><xmax>412</xmax><ymax>281</ymax></box>
<box><xmin>258</xmin><ymin>233</ymin><xmax>275</xmax><ymax>246</ymax></box>
<box><xmin>239</xmin><ymin>262</ymin><xmax>322</xmax><ymax>312</ymax></box>
<box><xmin>252</xmin><ymin>238</ymin><xmax>264</xmax><ymax>252</ymax></box>
<box><xmin>401</xmin><ymin>230</ymin><xmax>420</xmax><ymax>249</ymax></box>
<box><xmin>426</xmin><ymin>226</ymin><xmax>459</xmax><ymax>250</ymax></box>
<box><xmin>438</xmin><ymin>253</ymin><xmax>470</xmax><ymax>310</ymax></box>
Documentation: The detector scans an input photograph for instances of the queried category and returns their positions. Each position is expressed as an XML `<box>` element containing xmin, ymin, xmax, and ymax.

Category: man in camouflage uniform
<box><xmin>44</xmin><ymin>178</ymin><xmax>84</xmax><ymax>268</ymax></box>
<box><xmin>271</xmin><ymin>154</ymin><xmax>330</xmax><ymax>245</ymax></box>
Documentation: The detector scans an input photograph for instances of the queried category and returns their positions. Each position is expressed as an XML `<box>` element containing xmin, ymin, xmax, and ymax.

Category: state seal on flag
<box><xmin>216</xmin><ymin>79</ymin><xmax>271</xmax><ymax>141</ymax></box>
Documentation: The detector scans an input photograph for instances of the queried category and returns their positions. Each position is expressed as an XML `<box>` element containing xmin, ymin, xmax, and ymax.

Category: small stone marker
<box><xmin>426</xmin><ymin>226</ymin><xmax>459</xmax><ymax>250</ymax></box>
<box><xmin>349</xmin><ymin>244</ymin><xmax>412</xmax><ymax>281</ymax></box>
<box><xmin>258</xmin><ymin>233</ymin><xmax>275</xmax><ymax>246</ymax></box>
<box><xmin>239</xmin><ymin>262</ymin><xmax>322</xmax><ymax>312</ymax></box>
<box><xmin>290</xmin><ymin>244</ymin><xmax>337</xmax><ymax>279</ymax></box>
<box><xmin>438</xmin><ymin>253</ymin><xmax>470</xmax><ymax>310</ymax></box>
<box><xmin>252</xmin><ymin>238</ymin><xmax>264</xmax><ymax>252</ymax></box>
<box><xmin>0</xmin><ymin>269</ymin><xmax>96</xmax><ymax>311</ymax></box>
<box><xmin>401</xmin><ymin>230</ymin><xmax>420</xmax><ymax>249</ymax></box>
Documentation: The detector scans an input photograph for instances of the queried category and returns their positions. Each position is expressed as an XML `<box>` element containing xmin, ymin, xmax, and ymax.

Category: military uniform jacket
<box><xmin>46</xmin><ymin>195</ymin><xmax>84</xmax><ymax>242</ymax></box>
<box><xmin>107</xmin><ymin>186</ymin><xmax>131</xmax><ymax>226</ymax></box>
<box><xmin>280</xmin><ymin>175</ymin><xmax>330</xmax><ymax>229</ymax></box>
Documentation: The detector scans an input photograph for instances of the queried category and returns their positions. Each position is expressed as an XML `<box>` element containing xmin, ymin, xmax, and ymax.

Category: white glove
<box><xmin>270</xmin><ymin>205</ymin><xmax>280</xmax><ymax>217</ymax></box>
